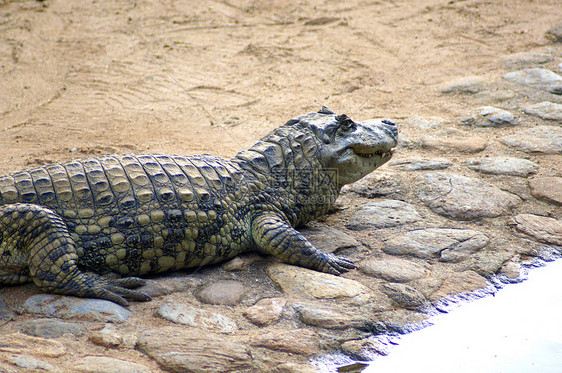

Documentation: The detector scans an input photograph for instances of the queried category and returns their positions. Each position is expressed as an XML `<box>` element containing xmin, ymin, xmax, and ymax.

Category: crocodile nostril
<box><xmin>382</xmin><ymin>119</ymin><xmax>396</xmax><ymax>126</ymax></box>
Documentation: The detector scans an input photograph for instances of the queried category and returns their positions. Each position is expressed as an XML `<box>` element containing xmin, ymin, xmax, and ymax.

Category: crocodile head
<box><xmin>289</xmin><ymin>106</ymin><xmax>398</xmax><ymax>187</ymax></box>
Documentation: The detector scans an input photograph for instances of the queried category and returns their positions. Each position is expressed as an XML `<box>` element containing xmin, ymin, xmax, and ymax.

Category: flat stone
<box><xmin>89</xmin><ymin>325</ymin><xmax>123</xmax><ymax>348</ymax></box>
<box><xmin>251</xmin><ymin>328</ymin><xmax>321</xmax><ymax>356</ymax></box>
<box><xmin>16</xmin><ymin>318</ymin><xmax>87</xmax><ymax>339</ymax></box>
<box><xmin>523</xmin><ymin>101</ymin><xmax>562</xmax><ymax>121</ymax></box>
<box><xmin>380</xmin><ymin>283</ymin><xmax>429</xmax><ymax>311</ymax></box>
<box><xmin>6</xmin><ymin>355</ymin><xmax>55</xmax><ymax>371</ymax></box>
<box><xmin>342</xmin><ymin>171</ymin><xmax>404</xmax><ymax>198</ymax></box>
<box><xmin>72</xmin><ymin>356</ymin><xmax>152</xmax><ymax>373</ymax></box>
<box><xmin>514</xmin><ymin>214</ymin><xmax>562</xmax><ymax>245</ymax></box>
<box><xmin>428</xmin><ymin>270</ymin><xmax>488</xmax><ymax>302</ymax></box>
<box><xmin>440</xmin><ymin>76</ymin><xmax>485</xmax><ymax>94</ymax></box>
<box><xmin>301</xmin><ymin>226</ymin><xmax>360</xmax><ymax>253</ymax></box>
<box><xmin>466</xmin><ymin>157</ymin><xmax>539</xmax><ymax>177</ymax></box>
<box><xmin>503</xmin><ymin>68</ymin><xmax>562</xmax><ymax>94</ymax></box>
<box><xmin>243</xmin><ymin>298</ymin><xmax>286</xmax><ymax>326</ymax></box>
<box><xmin>138</xmin><ymin>327</ymin><xmax>252</xmax><ymax>372</ymax></box>
<box><xmin>221</xmin><ymin>255</ymin><xmax>261</xmax><ymax>271</ymax></box>
<box><xmin>529</xmin><ymin>177</ymin><xmax>562</xmax><ymax>205</ymax></box>
<box><xmin>383</xmin><ymin>228</ymin><xmax>489</xmax><ymax>262</ymax></box>
<box><xmin>341</xmin><ymin>337</ymin><xmax>391</xmax><ymax>360</ymax></box>
<box><xmin>421</xmin><ymin>128</ymin><xmax>488</xmax><ymax>153</ymax></box>
<box><xmin>20</xmin><ymin>295</ymin><xmax>132</xmax><ymax>323</ymax></box>
<box><xmin>546</xmin><ymin>22</ymin><xmax>562</xmax><ymax>42</ymax></box>
<box><xmin>196</xmin><ymin>280</ymin><xmax>247</xmax><ymax>306</ymax></box>
<box><xmin>403</xmin><ymin>116</ymin><xmax>444</xmax><ymax>129</ymax></box>
<box><xmin>359</xmin><ymin>258</ymin><xmax>427</xmax><ymax>283</ymax></box>
<box><xmin>346</xmin><ymin>200</ymin><xmax>421</xmax><ymax>230</ymax></box>
<box><xmin>415</xmin><ymin>172</ymin><xmax>521</xmax><ymax>220</ymax></box>
<box><xmin>267</xmin><ymin>263</ymin><xmax>374</xmax><ymax>305</ymax></box>
<box><xmin>139</xmin><ymin>276</ymin><xmax>203</xmax><ymax>298</ymax></box>
<box><xmin>474</xmin><ymin>89</ymin><xmax>516</xmax><ymax>103</ymax></box>
<box><xmin>155</xmin><ymin>303</ymin><xmax>238</xmax><ymax>333</ymax></box>
<box><xmin>0</xmin><ymin>333</ymin><xmax>66</xmax><ymax>357</ymax></box>
<box><xmin>461</xmin><ymin>106</ymin><xmax>519</xmax><ymax>127</ymax></box>
<box><xmin>501</xmin><ymin>52</ymin><xmax>554</xmax><ymax>68</ymax></box>
<box><xmin>295</xmin><ymin>302</ymin><xmax>371</xmax><ymax>330</ymax></box>
<box><xmin>389</xmin><ymin>158</ymin><xmax>452</xmax><ymax>171</ymax></box>
<box><xmin>500</xmin><ymin>125</ymin><xmax>562</xmax><ymax>154</ymax></box>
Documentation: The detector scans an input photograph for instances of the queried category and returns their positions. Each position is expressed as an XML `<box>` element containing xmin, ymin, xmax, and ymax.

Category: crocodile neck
<box><xmin>232</xmin><ymin>126</ymin><xmax>339</xmax><ymax>227</ymax></box>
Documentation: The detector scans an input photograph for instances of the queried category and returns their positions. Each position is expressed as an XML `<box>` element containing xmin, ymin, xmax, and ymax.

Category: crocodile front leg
<box><xmin>0</xmin><ymin>204</ymin><xmax>150</xmax><ymax>306</ymax></box>
<box><xmin>251</xmin><ymin>212</ymin><xmax>356</xmax><ymax>275</ymax></box>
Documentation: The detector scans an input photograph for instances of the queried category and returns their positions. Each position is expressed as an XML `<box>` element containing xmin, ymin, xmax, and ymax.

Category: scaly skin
<box><xmin>0</xmin><ymin>107</ymin><xmax>398</xmax><ymax>305</ymax></box>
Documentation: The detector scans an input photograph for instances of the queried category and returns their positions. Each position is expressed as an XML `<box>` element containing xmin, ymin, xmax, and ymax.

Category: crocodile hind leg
<box><xmin>251</xmin><ymin>212</ymin><xmax>356</xmax><ymax>275</ymax></box>
<box><xmin>0</xmin><ymin>204</ymin><xmax>151</xmax><ymax>306</ymax></box>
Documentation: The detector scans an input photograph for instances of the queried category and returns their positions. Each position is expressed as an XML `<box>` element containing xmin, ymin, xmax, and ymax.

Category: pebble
<box><xmin>20</xmin><ymin>295</ymin><xmax>132</xmax><ymax>323</ymax></box>
<box><xmin>342</xmin><ymin>171</ymin><xmax>404</xmax><ymax>198</ymax></box>
<box><xmin>380</xmin><ymin>283</ymin><xmax>430</xmax><ymax>311</ymax></box>
<box><xmin>546</xmin><ymin>22</ymin><xmax>562</xmax><ymax>42</ymax></box>
<box><xmin>383</xmin><ymin>228</ymin><xmax>489</xmax><ymax>262</ymax></box>
<box><xmin>6</xmin><ymin>355</ymin><xmax>55</xmax><ymax>371</ymax></box>
<box><xmin>295</xmin><ymin>302</ymin><xmax>372</xmax><ymax>330</ymax></box>
<box><xmin>155</xmin><ymin>303</ymin><xmax>238</xmax><ymax>333</ymax></box>
<box><xmin>513</xmin><ymin>214</ymin><xmax>562</xmax><ymax>245</ymax></box>
<box><xmin>461</xmin><ymin>106</ymin><xmax>519</xmax><ymax>127</ymax></box>
<box><xmin>16</xmin><ymin>318</ymin><xmax>87</xmax><ymax>338</ymax></box>
<box><xmin>301</xmin><ymin>226</ymin><xmax>361</xmax><ymax>253</ymax></box>
<box><xmin>72</xmin><ymin>356</ymin><xmax>153</xmax><ymax>373</ymax></box>
<box><xmin>89</xmin><ymin>324</ymin><xmax>123</xmax><ymax>348</ymax></box>
<box><xmin>195</xmin><ymin>280</ymin><xmax>246</xmax><ymax>305</ymax></box>
<box><xmin>415</xmin><ymin>172</ymin><xmax>521</xmax><ymax>220</ymax></box>
<box><xmin>359</xmin><ymin>258</ymin><xmax>427</xmax><ymax>283</ymax></box>
<box><xmin>439</xmin><ymin>76</ymin><xmax>485</xmax><ymax>94</ymax></box>
<box><xmin>428</xmin><ymin>270</ymin><xmax>488</xmax><ymax>301</ymax></box>
<box><xmin>0</xmin><ymin>333</ymin><xmax>66</xmax><ymax>357</ymax></box>
<box><xmin>267</xmin><ymin>263</ymin><xmax>375</xmax><ymax>305</ymax></box>
<box><xmin>138</xmin><ymin>327</ymin><xmax>251</xmax><ymax>372</ymax></box>
<box><xmin>421</xmin><ymin>128</ymin><xmax>488</xmax><ymax>153</ymax></box>
<box><xmin>523</xmin><ymin>101</ymin><xmax>562</xmax><ymax>121</ymax></box>
<box><xmin>529</xmin><ymin>177</ymin><xmax>562</xmax><ymax>205</ymax></box>
<box><xmin>346</xmin><ymin>200</ymin><xmax>421</xmax><ymax>230</ymax></box>
<box><xmin>390</xmin><ymin>158</ymin><xmax>452</xmax><ymax>171</ymax></box>
<box><xmin>466</xmin><ymin>157</ymin><xmax>539</xmax><ymax>177</ymax></box>
<box><xmin>474</xmin><ymin>89</ymin><xmax>516</xmax><ymax>103</ymax></box>
<box><xmin>499</xmin><ymin>125</ymin><xmax>562</xmax><ymax>154</ymax></box>
<box><xmin>501</xmin><ymin>51</ymin><xmax>554</xmax><ymax>69</ymax></box>
<box><xmin>251</xmin><ymin>328</ymin><xmax>321</xmax><ymax>355</ymax></box>
<box><xmin>243</xmin><ymin>297</ymin><xmax>286</xmax><ymax>326</ymax></box>
<box><xmin>503</xmin><ymin>68</ymin><xmax>562</xmax><ymax>94</ymax></box>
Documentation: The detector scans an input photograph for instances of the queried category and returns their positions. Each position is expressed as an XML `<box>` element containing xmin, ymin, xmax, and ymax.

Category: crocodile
<box><xmin>0</xmin><ymin>107</ymin><xmax>398</xmax><ymax>306</ymax></box>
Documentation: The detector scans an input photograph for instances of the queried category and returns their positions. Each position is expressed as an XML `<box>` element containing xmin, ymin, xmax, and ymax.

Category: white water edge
<box><xmin>366</xmin><ymin>260</ymin><xmax>562</xmax><ymax>373</ymax></box>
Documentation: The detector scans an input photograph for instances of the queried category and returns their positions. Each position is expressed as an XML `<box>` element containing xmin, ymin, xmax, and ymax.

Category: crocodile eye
<box><xmin>336</xmin><ymin>114</ymin><xmax>355</xmax><ymax>131</ymax></box>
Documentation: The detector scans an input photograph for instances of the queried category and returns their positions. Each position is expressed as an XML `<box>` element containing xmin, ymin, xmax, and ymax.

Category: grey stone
<box><xmin>529</xmin><ymin>177</ymin><xmax>562</xmax><ymax>205</ymax></box>
<box><xmin>466</xmin><ymin>157</ymin><xmax>539</xmax><ymax>177</ymax></box>
<box><xmin>72</xmin><ymin>356</ymin><xmax>152</xmax><ymax>373</ymax></box>
<box><xmin>523</xmin><ymin>101</ymin><xmax>562</xmax><ymax>121</ymax></box>
<box><xmin>546</xmin><ymin>22</ymin><xmax>562</xmax><ymax>42</ymax></box>
<box><xmin>138</xmin><ymin>327</ymin><xmax>251</xmax><ymax>372</ymax></box>
<box><xmin>301</xmin><ymin>226</ymin><xmax>360</xmax><ymax>253</ymax></box>
<box><xmin>267</xmin><ymin>263</ymin><xmax>376</xmax><ymax>305</ymax></box>
<box><xmin>360</xmin><ymin>258</ymin><xmax>427</xmax><ymax>283</ymax></box>
<box><xmin>243</xmin><ymin>298</ymin><xmax>286</xmax><ymax>326</ymax></box>
<box><xmin>501</xmin><ymin>52</ymin><xmax>554</xmax><ymax>68</ymax></box>
<box><xmin>440</xmin><ymin>76</ymin><xmax>485</xmax><ymax>94</ymax></box>
<box><xmin>196</xmin><ymin>280</ymin><xmax>247</xmax><ymax>306</ymax></box>
<box><xmin>421</xmin><ymin>128</ymin><xmax>488</xmax><ymax>153</ymax></box>
<box><xmin>380</xmin><ymin>283</ymin><xmax>429</xmax><ymax>311</ymax></box>
<box><xmin>346</xmin><ymin>200</ymin><xmax>421</xmax><ymax>230</ymax></box>
<box><xmin>341</xmin><ymin>337</ymin><xmax>391</xmax><ymax>360</ymax></box>
<box><xmin>503</xmin><ymin>68</ymin><xmax>562</xmax><ymax>94</ymax></box>
<box><xmin>155</xmin><ymin>303</ymin><xmax>238</xmax><ymax>333</ymax></box>
<box><xmin>295</xmin><ymin>303</ymin><xmax>371</xmax><ymax>330</ymax></box>
<box><xmin>461</xmin><ymin>106</ymin><xmax>520</xmax><ymax>127</ymax></box>
<box><xmin>0</xmin><ymin>299</ymin><xmax>15</xmax><ymax>323</ymax></box>
<box><xmin>500</xmin><ymin>125</ymin><xmax>562</xmax><ymax>154</ymax></box>
<box><xmin>383</xmin><ymin>228</ymin><xmax>489</xmax><ymax>262</ymax></box>
<box><xmin>6</xmin><ymin>355</ymin><xmax>55</xmax><ymax>371</ymax></box>
<box><xmin>17</xmin><ymin>318</ymin><xmax>87</xmax><ymax>339</ymax></box>
<box><xmin>474</xmin><ymin>89</ymin><xmax>516</xmax><ymax>103</ymax></box>
<box><xmin>415</xmin><ymin>172</ymin><xmax>521</xmax><ymax>220</ymax></box>
<box><xmin>20</xmin><ymin>295</ymin><xmax>132</xmax><ymax>323</ymax></box>
<box><xmin>139</xmin><ymin>276</ymin><xmax>203</xmax><ymax>298</ymax></box>
<box><xmin>342</xmin><ymin>171</ymin><xmax>404</xmax><ymax>198</ymax></box>
<box><xmin>390</xmin><ymin>158</ymin><xmax>452</xmax><ymax>171</ymax></box>
<box><xmin>514</xmin><ymin>214</ymin><xmax>562</xmax><ymax>245</ymax></box>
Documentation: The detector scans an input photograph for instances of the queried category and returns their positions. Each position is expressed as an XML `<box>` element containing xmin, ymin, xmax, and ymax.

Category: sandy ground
<box><xmin>0</xmin><ymin>0</ymin><xmax>561</xmax><ymax>371</ymax></box>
